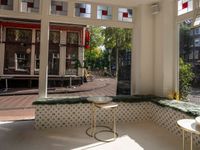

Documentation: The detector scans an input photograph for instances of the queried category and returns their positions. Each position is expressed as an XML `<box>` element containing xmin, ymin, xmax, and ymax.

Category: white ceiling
<box><xmin>80</xmin><ymin>0</ymin><xmax>159</xmax><ymax>7</ymax></box>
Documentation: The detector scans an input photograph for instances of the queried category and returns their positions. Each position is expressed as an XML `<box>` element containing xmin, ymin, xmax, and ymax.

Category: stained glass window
<box><xmin>6</xmin><ymin>28</ymin><xmax>32</xmax><ymax>43</ymax></box>
<box><xmin>20</xmin><ymin>0</ymin><xmax>40</xmax><ymax>13</ymax></box>
<box><xmin>51</xmin><ymin>0</ymin><xmax>67</xmax><ymax>16</ymax></box>
<box><xmin>67</xmin><ymin>32</ymin><xmax>79</xmax><ymax>45</ymax></box>
<box><xmin>49</xmin><ymin>31</ymin><xmax>60</xmax><ymax>44</ymax></box>
<box><xmin>97</xmin><ymin>5</ymin><xmax>112</xmax><ymax>20</ymax></box>
<box><xmin>75</xmin><ymin>3</ymin><xmax>91</xmax><ymax>18</ymax></box>
<box><xmin>0</xmin><ymin>0</ymin><xmax>13</xmax><ymax>10</ymax></box>
<box><xmin>118</xmin><ymin>8</ymin><xmax>133</xmax><ymax>22</ymax></box>
<box><xmin>178</xmin><ymin>0</ymin><xmax>193</xmax><ymax>16</ymax></box>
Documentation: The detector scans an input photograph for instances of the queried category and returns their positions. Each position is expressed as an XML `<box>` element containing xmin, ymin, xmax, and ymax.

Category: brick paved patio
<box><xmin>0</xmin><ymin>78</ymin><xmax>117</xmax><ymax>121</ymax></box>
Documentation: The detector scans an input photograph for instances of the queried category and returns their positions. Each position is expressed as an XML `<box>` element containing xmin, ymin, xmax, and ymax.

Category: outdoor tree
<box><xmin>103</xmin><ymin>27</ymin><xmax>132</xmax><ymax>50</ymax></box>
<box><xmin>179</xmin><ymin>58</ymin><xmax>194</xmax><ymax>99</ymax></box>
<box><xmin>103</xmin><ymin>27</ymin><xmax>132</xmax><ymax>76</ymax></box>
<box><xmin>84</xmin><ymin>26</ymin><xmax>132</xmax><ymax>72</ymax></box>
<box><xmin>84</xmin><ymin>26</ymin><xmax>104</xmax><ymax>69</ymax></box>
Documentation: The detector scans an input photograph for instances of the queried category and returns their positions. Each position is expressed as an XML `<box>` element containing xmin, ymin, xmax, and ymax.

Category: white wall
<box><xmin>154</xmin><ymin>0</ymin><xmax>176</xmax><ymax>96</ymax></box>
<box><xmin>132</xmin><ymin>4</ymin><xmax>154</xmax><ymax>95</ymax></box>
<box><xmin>132</xmin><ymin>0</ymin><xmax>177</xmax><ymax>97</ymax></box>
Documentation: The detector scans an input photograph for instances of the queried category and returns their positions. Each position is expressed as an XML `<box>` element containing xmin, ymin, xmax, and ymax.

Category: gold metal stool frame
<box><xmin>86</xmin><ymin>102</ymin><xmax>118</xmax><ymax>142</ymax></box>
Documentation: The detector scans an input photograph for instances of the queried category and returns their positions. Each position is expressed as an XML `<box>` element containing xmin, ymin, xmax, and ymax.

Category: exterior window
<box><xmin>118</xmin><ymin>8</ymin><xmax>133</xmax><ymax>22</ymax></box>
<box><xmin>20</xmin><ymin>0</ymin><xmax>40</xmax><ymax>13</ymax></box>
<box><xmin>4</xmin><ymin>28</ymin><xmax>32</xmax><ymax>74</ymax></box>
<box><xmin>195</xmin><ymin>28</ymin><xmax>199</xmax><ymax>34</ymax></box>
<box><xmin>189</xmin><ymin>50</ymin><xmax>199</xmax><ymax>60</ymax></box>
<box><xmin>0</xmin><ymin>0</ymin><xmax>13</xmax><ymax>10</ymax></box>
<box><xmin>35</xmin><ymin>30</ymin><xmax>60</xmax><ymax>75</ymax></box>
<box><xmin>49</xmin><ymin>31</ymin><xmax>60</xmax><ymax>75</ymax></box>
<box><xmin>66</xmin><ymin>32</ymin><xmax>79</xmax><ymax>75</ymax></box>
<box><xmin>35</xmin><ymin>30</ymin><xmax>40</xmax><ymax>74</ymax></box>
<box><xmin>15</xmin><ymin>53</ymin><xmax>29</xmax><ymax>71</ymax></box>
<box><xmin>67</xmin><ymin>32</ymin><xmax>79</xmax><ymax>45</ymax></box>
<box><xmin>49</xmin><ymin>31</ymin><xmax>60</xmax><ymax>44</ymax></box>
<box><xmin>49</xmin><ymin>53</ymin><xmax>59</xmax><ymax>75</ymax></box>
<box><xmin>194</xmin><ymin>16</ymin><xmax>200</xmax><ymax>27</ymax></box>
<box><xmin>195</xmin><ymin>38</ymin><xmax>200</xmax><ymax>47</ymax></box>
<box><xmin>51</xmin><ymin>0</ymin><xmax>67</xmax><ymax>16</ymax></box>
<box><xmin>66</xmin><ymin>47</ymin><xmax>78</xmax><ymax>75</ymax></box>
<box><xmin>75</xmin><ymin>3</ymin><xmax>91</xmax><ymax>18</ymax></box>
<box><xmin>35</xmin><ymin>55</ymin><xmax>39</xmax><ymax>71</ymax></box>
<box><xmin>6</xmin><ymin>28</ymin><xmax>32</xmax><ymax>43</ymax></box>
<box><xmin>178</xmin><ymin>0</ymin><xmax>193</xmax><ymax>16</ymax></box>
<box><xmin>97</xmin><ymin>5</ymin><xmax>112</xmax><ymax>20</ymax></box>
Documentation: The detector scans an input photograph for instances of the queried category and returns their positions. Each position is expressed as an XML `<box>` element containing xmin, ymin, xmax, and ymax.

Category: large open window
<box><xmin>179</xmin><ymin>20</ymin><xmax>200</xmax><ymax>104</ymax></box>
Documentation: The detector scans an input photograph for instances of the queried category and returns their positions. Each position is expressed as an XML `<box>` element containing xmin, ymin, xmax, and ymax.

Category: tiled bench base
<box><xmin>35</xmin><ymin>102</ymin><xmax>200</xmax><ymax>147</ymax></box>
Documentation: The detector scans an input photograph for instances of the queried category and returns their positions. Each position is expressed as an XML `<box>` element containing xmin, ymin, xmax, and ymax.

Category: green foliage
<box><xmin>85</xmin><ymin>26</ymin><xmax>105</xmax><ymax>69</ymax></box>
<box><xmin>85</xmin><ymin>47</ymin><xmax>103</xmax><ymax>69</ymax></box>
<box><xmin>89</xmin><ymin>26</ymin><xmax>105</xmax><ymax>50</ymax></box>
<box><xmin>85</xmin><ymin>26</ymin><xmax>132</xmax><ymax>70</ymax></box>
<box><xmin>179</xmin><ymin>58</ymin><xmax>194</xmax><ymax>99</ymax></box>
<box><xmin>103</xmin><ymin>27</ymin><xmax>132</xmax><ymax>50</ymax></box>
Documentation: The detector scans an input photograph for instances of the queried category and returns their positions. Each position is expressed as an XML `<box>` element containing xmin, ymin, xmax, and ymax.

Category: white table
<box><xmin>86</xmin><ymin>96</ymin><xmax>118</xmax><ymax>142</ymax></box>
<box><xmin>177</xmin><ymin>119</ymin><xmax>200</xmax><ymax>150</ymax></box>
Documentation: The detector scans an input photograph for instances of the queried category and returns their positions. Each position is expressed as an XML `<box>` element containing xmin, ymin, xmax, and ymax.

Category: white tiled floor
<box><xmin>0</xmin><ymin>121</ymin><xmax>197</xmax><ymax>150</ymax></box>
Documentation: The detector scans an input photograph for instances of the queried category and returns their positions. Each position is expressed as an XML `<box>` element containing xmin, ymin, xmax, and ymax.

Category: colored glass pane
<box><xmin>51</xmin><ymin>1</ymin><xmax>67</xmax><ymax>15</ymax></box>
<box><xmin>178</xmin><ymin>0</ymin><xmax>193</xmax><ymax>16</ymax></box>
<box><xmin>21</xmin><ymin>0</ymin><xmax>40</xmax><ymax>13</ymax></box>
<box><xmin>97</xmin><ymin>5</ymin><xmax>112</xmax><ymax>20</ymax></box>
<box><xmin>118</xmin><ymin>8</ymin><xmax>133</xmax><ymax>22</ymax></box>
<box><xmin>75</xmin><ymin>3</ymin><xmax>91</xmax><ymax>18</ymax></box>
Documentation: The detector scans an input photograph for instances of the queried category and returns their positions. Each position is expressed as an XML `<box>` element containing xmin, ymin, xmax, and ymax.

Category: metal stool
<box><xmin>86</xmin><ymin>102</ymin><xmax>118</xmax><ymax>142</ymax></box>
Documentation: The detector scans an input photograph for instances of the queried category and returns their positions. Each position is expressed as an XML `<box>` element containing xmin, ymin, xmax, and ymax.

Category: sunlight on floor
<box><xmin>72</xmin><ymin>135</ymin><xmax>143</xmax><ymax>150</ymax></box>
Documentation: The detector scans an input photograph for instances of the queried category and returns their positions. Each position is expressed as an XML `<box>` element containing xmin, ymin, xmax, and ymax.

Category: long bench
<box><xmin>33</xmin><ymin>95</ymin><xmax>200</xmax><ymax>148</ymax></box>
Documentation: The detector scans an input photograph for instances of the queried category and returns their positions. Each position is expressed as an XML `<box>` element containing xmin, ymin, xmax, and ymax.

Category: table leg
<box><xmin>190</xmin><ymin>133</ymin><xmax>193</xmax><ymax>150</ymax></box>
<box><xmin>183</xmin><ymin>130</ymin><xmax>185</xmax><ymax>150</ymax></box>
<box><xmin>93</xmin><ymin>105</ymin><xmax>96</xmax><ymax>137</ymax></box>
<box><xmin>90</xmin><ymin>103</ymin><xmax>94</xmax><ymax>136</ymax></box>
<box><xmin>113</xmin><ymin>108</ymin><xmax>116</xmax><ymax>139</ymax></box>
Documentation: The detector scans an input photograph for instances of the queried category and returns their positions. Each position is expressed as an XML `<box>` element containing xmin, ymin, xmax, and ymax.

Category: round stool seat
<box><xmin>95</xmin><ymin>102</ymin><xmax>118</xmax><ymax>109</ymax></box>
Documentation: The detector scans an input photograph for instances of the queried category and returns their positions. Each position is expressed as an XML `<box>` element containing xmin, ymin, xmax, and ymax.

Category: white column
<box><xmin>38</xmin><ymin>0</ymin><xmax>50</xmax><ymax>98</ymax></box>
<box><xmin>59</xmin><ymin>31</ymin><xmax>66</xmax><ymax>76</ymax></box>
<box><xmin>154</xmin><ymin>0</ymin><xmax>176</xmax><ymax>96</ymax></box>
<box><xmin>132</xmin><ymin>5</ymin><xmax>154</xmax><ymax>95</ymax></box>
<box><xmin>30</xmin><ymin>29</ymin><xmax>36</xmax><ymax>75</ymax></box>
<box><xmin>0</xmin><ymin>27</ymin><xmax>5</xmax><ymax>75</ymax></box>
